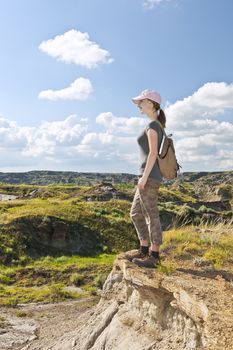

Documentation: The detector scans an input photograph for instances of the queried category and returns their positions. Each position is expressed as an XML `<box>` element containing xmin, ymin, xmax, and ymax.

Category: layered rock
<box><xmin>44</xmin><ymin>254</ymin><xmax>233</xmax><ymax>350</ymax></box>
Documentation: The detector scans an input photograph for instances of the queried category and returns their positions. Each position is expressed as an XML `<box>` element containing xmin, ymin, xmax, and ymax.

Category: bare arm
<box><xmin>138</xmin><ymin>128</ymin><xmax>158</xmax><ymax>189</ymax></box>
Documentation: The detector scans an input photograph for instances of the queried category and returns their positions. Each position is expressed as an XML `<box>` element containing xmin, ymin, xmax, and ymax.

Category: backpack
<box><xmin>155</xmin><ymin>120</ymin><xmax>181</xmax><ymax>180</ymax></box>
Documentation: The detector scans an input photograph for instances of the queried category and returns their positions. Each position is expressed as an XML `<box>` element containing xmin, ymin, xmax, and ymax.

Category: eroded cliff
<box><xmin>36</xmin><ymin>253</ymin><xmax>233</xmax><ymax>350</ymax></box>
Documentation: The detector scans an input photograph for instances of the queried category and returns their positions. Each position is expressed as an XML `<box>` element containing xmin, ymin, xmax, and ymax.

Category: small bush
<box><xmin>183</xmin><ymin>242</ymin><xmax>202</xmax><ymax>254</ymax></box>
<box><xmin>19</xmin><ymin>255</ymin><xmax>31</xmax><ymax>266</ymax></box>
<box><xmin>0</xmin><ymin>273</ymin><xmax>13</xmax><ymax>285</ymax></box>
<box><xmin>93</xmin><ymin>274</ymin><xmax>108</xmax><ymax>289</ymax></box>
<box><xmin>204</xmin><ymin>248</ymin><xmax>229</xmax><ymax>268</ymax></box>
<box><xmin>55</xmin><ymin>256</ymin><xmax>68</xmax><ymax>263</ymax></box>
<box><xmin>48</xmin><ymin>283</ymin><xmax>69</xmax><ymax>300</ymax></box>
<box><xmin>70</xmin><ymin>273</ymin><xmax>84</xmax><ymax>286</ymax></box>
<box><xmin>15</xmin><ymin>310</ymin><xmax>30</xmax><ymax>317</ymax></box>
<box><xmin>94</xmin><ymin>207</ymin><xmax>109</xmax><ymax>216</ymax></box>
<box><xmin>172</xmin><ymin>245</ymin><xmax>192</xmax><ymax>259</ymax></box>
<box><xmin>82</xmin><ymin>285</ymin><xmax>98</xmax><ymax>296</ymax></box>
<box><xmin>157</xmin><ymin>262</ymin><xmax>176</xmax><ymax>275</ymax></box>
<box><xmin>112</xmin><ymin>208</ymin><xmax>124</xmax><ymax>218</ymax></box>
<box><xmin>198</xmin><ymin>205</ymin><xmax>208</xmax><ymax>213</ymax></box>
<box><xmin>193</xmin><ymin>216</ymin><xmax>201</xmax><ymax>225</ymax></box>
<box><xmin>178</xmin><ymin>205</ymin><xmax>196</xmax><ymax>218</ymax></box>
<box><xmin>0</xmin><ymin>315</ymin><xmax>10</xmax><ymax>327</ymax></box>
<box><xmin>1</xmin><ymin>296</ymin><xmax>19</xmax><ymax>307</ymax></box>
<box><xmin>164</xmin><ymin>202</ymin><xmax>177</xmax><ymax>210</ymax></box>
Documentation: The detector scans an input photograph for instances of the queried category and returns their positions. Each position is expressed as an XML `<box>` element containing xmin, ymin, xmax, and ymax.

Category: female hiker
<box><xmin>126</xmin><ymin>89</ymin><xmax>166</xmax><ymax>268</ymax></box>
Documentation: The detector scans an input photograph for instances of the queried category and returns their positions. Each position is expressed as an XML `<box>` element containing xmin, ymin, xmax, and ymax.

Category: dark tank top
<box><xmin>137</xmin><ymin>120</ymin><xmax>163</xmax><ymax>182</ymax></box>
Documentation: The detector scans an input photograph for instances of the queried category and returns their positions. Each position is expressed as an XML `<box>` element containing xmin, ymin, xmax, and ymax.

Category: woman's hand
<box><xmin>137</xmin><ymin>176</ymin><xmax>147</xmax><ymax>190</ymax></box>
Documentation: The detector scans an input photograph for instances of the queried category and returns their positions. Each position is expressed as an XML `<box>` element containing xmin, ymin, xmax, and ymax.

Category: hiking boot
<box><xmin>123</xmin><ymin>249</ymin><xmax>149</xmax><ymax>262</ymax></box>
<box><xmin>132</xmin><ymin>255</ymin><xmax>161</xmax><ymax>268</ymax></box>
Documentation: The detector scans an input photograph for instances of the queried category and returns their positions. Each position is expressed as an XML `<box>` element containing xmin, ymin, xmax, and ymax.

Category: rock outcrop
<box><xmin>82</xmin><ymin>182</ymin><xmax>131</xmax><ymax>202</ymax></box>
<box><xmin>40</xmin><ymin>253</ymin><xmax>233</xmax><ymax>350</ymax></box>
<box><xmin>0</xmin><ymin>193</ymin><xmax>18</xmax><ymax>201</ymax></box>
<box><xmin>0</xmin><ymin>311</ymin><xmax>39</xmax><ymax>349</ymax></box>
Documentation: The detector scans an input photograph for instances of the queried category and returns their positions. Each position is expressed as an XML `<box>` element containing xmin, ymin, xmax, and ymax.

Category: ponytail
<box><xmin>158</xmin><ymin>109</ymin><xmax>166</xmax><ymax>128</ymax></box>
<box><xmin>150</xmin><ymin>100</ymin><xmax>167</xmax><ymax>128</ymax></box>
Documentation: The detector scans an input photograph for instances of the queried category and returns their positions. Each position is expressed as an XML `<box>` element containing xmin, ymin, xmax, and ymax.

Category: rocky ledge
<box><xmin>38</xmin><ymin>253</ymin><xmax>233</xmax><ymax>350</ymax></box>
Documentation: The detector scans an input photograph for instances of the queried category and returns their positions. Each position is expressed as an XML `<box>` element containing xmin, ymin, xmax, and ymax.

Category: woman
<box><xmin>127</xmin><ymin>89</ymin><xmax>166</xmax><ymax>268</ymax></box>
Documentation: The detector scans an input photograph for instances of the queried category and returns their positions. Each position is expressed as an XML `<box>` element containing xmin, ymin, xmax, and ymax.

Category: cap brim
<box><xmin>132</xmin><ymin>95</ymin><xmax>144</xmax><ymax>104</ymax></box>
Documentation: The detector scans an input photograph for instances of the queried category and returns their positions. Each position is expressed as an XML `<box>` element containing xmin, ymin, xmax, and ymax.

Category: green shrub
<box><xmin>70</xmin><ymin>273</ymin><xmax>84</xmax><ymax>286</ymax></box>
<box><xmin>183</xmin><ymin>242</ymin><xmax>202</xmax><ymax>254</ymax></box>
<box><xmin>157</xmin><ymin>262</ymin><xmax>176</xmax><ymax>275</ymax></box>
<box><xmin>204</xmin><ymin>247</ymin><xmax>229</xmax><ymax>268</ymax></box>
<box><xmin>0</xmin><ymin>273</ymin><xmax>13</xmax><ymax>285</ymax></box>
<box><xmin>178</xmin><ymin>205</ymin><xmax>196</xmax><ymax>218</ymax></box>
<box><xmin>198</xmin><ymin>205</ymin><xmax>215</xmax><ymax>214</ymax></box>
<box><xmin>198</xmin><ymin>205</ymin><xmax>208</xmax><ymax>213</ymax></box>
<box><xmin>47</xmin><ymin>283</ymin><xmax>70</xmax><ymax>300</ymax></box>
<box><xmin>93</xmin><ymin>274</ymin><xmax>108</xmax><ymax>289</ymax></box>
<box><xmin>0</xmin><ymin>315</ymin><xmax>10</xmax><ymax>327</ymax></box>
<box><xmin>82</xmin><ymin>285</ymin><xmax>98</xmax><ymax>296</ymax></box>
<box><xmin>164</xmin><ymin>202</ymin><xmax>176</xmax><ymax>210</ymax></box>
<box><xmin>94</xmin><ymin>207</ymin><xmax>109</xmax><ymax>216</ymax></box>
<box><xmin>193</xmin><ymin>216</ymin><xmax>201</xmax><ymax>225</ymax></box>
<box><xmin>15</xmin><ymin>310</ymin><xmax>29</xmax><ymax>317</ymax></box>
<box><xmin>111</xmin><ymin>208</ymin><xmax>124</xmax><ymax>218</ymax></box>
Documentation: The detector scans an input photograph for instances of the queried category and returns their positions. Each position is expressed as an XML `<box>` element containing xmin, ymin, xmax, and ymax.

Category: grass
<box><xmin>203</xmin><ymin>248</ymin><xmax>229</xmax><ymax>268</ymax></box>
<box><xmin>161</xmin><ymin>221</ymin><xmax>233</xmax><ymax>268</ymax></box>
<box><xmin>15</xmin><ymin>310</ymin><xmax>33</xmax><ymax>317</ymax></box>
<box><xmin>0</xmin><ymin>198</ymin><xmax>133</xmax><ymax>229</ymax></box>
<box><xmin>0</xmin><ymin>197</ymin><xmax>137</xmax><ymax>265</ymax></box>
<box><xmin>157</xmin><ymin>261</ymin><xmax>177</xmax><ymax>275</ymax></box>
<box><xmin>0</xmin><ymin>254</ymin><xmax>116</xmax><ymax>306</ymax></box>
<box><xmin>159</xmin><ymin>186</ymin><xmax>197</xmax><ymax>203</ymax></box>
<box><xmin>0</xmin><ymin>183</ymin><xmax>91</xmax><ymax>196</ymax></box>
<box><xmin>0</xmin><ymin>315</ymin><xmax>10</xmax><ymax>327</ymax></box>
<box><xmin>0</xmin><ymin>283</ymin><xmax>77</xmax><ymax>306</ymax></box>
<box><xmin>0</xmin><ymin>181</ymin><xmax>232</xmax><ymax>305</ymax></box>
<box><xmin>1</xmin><ymin>221</ymin><xmax>232</xmax><ymax>306</ymax></box>
<box><xmin>1</xmin><ymin>222</ymin><xmax>233</xmax><ymax>305</ymax></box>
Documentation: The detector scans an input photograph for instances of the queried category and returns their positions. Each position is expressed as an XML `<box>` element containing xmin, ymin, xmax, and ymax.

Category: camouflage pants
<box><xmin>130</xmin><ymin>177</ymin><xmax>163</xmax><ymax>245</ymax></box>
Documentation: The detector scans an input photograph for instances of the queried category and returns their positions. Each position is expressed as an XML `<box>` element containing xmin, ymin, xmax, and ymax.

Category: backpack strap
<box><xmin>152</xmin><ymin>119</ymin><xmax>167</xmax><ymax>156</ymax></box>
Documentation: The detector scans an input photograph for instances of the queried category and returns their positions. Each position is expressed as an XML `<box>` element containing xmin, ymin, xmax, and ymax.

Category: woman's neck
<box><xmin>146</xmin><ymin>110</ymin><xmax>158</xmax><ymax>121</ymax></box>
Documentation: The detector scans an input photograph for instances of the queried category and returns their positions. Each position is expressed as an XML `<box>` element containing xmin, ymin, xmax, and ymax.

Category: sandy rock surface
<box><xmin>0</xmin><ymin>297</ymin><xmax>98</xmax><ymax>350</ymax></box>
<box><xmin>47</xmin><ymin>253</ymin><xmax>233</xmax><ymax>350</ymax></box>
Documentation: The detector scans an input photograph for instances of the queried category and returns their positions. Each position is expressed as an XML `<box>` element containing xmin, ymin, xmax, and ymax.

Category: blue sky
<box><xmin>0</xmin><ymin>0</ymin><xmax>233</xmax><ymax>174</ymax></box>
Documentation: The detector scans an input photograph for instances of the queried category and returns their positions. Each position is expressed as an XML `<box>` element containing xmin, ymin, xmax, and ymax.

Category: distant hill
<box><xmin>171</xmin><ymin>170</ymin><xmax>233</xmax><ymax>186</ymax></box>
<box><xmin>0</xmin><ymin>170</ymin><xmax>232</xmax><ymax>186</ymax></box>
<box><xmin>0</xmin><ymin>170</ymin><xmax>136</xmax><ymax>185</ymax></box>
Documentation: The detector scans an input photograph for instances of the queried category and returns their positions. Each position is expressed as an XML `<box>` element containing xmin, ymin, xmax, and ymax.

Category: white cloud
<box><xmin>75</xmin><ymin>111</ymin><xmax>145</xmax><ymax>166</ymax></box>
<box><xmin>22</xmin><ymin>115</ymin><xmax>88</xmax><ymax>157</ymax></box>
<box><xmin>38</xmin><ymin>78</ymin><xmax>93</xmax><ymax>101</ymax></box>
<box><xmin>143</xmin><ymin>0</ymin><xmax>169</xmax><ymax>9</ymax></box>
<box><xmin>0</xmin><ymin>113</ymin><xmax>141</xmax><ymax>173</ymax></box>
<box><xmin>166</xmin><ymin>82</ymin><xmax>233</xmax><ymax>128</ymax></box>
<box><xmin>81</xmin><ymin>132</ymin><xmax>114</xmax><ymax>146</ymax></box>
<box><xmin>1</xmin><ymin>82</ymin><xmax>233</xmax><ymax>173</ymax></box>
<box><xmin>165</xmin><ymin>82</ymin><xmax>233</xmax><ymax>171</ymax></box>
<box><xmin>96</xmin><ymin>112</ymin><xmax>145</xmax><ymax>134</ymax></box>
<box><xmin>0</xmin><ymin>114</ymin><xmax>87</xmax><ymax>159</ymax></box>
<box><xmin>74</xmin><ymin>131</ymin><xmax>138</xmax><ymax>169</ymax></box>
<box><xmin>39</xmin><ymin>29</ymin><xmax>114</xmax><ymax>68</ymax></box>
